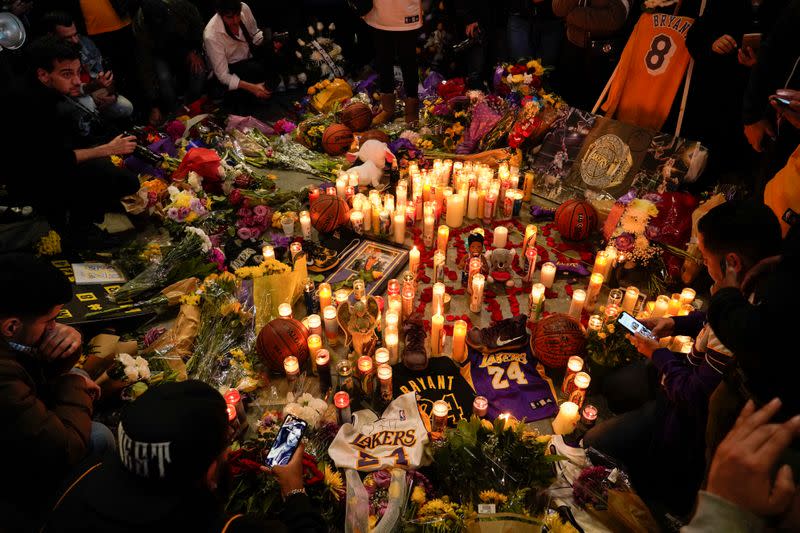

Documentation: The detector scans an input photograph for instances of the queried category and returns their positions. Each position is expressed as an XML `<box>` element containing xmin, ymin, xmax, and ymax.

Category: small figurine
<box><xmin>337</xmin><ymin>296</ymin><xmax>380</xmax><ymax>357</ymax></box>
<box><xmin>458</xmin><ymin>229</ymin><xmax>491</xmax><ymax>286</ymax></box>
<box><xmin>485</xmin><ymin>248</ymin><xmax>516</xmax><ymax>288</ymax></box>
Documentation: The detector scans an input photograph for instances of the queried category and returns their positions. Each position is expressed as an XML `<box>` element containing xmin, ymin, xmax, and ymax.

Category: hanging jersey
<box><xmin>392</xmin><ymin>356</ymin><xmax>475</xmax><ymax>428</ymax></box>
<box><xmin>601</xmin><ymin>13</ymin><xmax>694</xmax><ymax>131</ymax></box>
<box><xmin>328</xmin><ymin>392</ymin><xmax>429</xmax><ymax>471</ymax></box>
<box><xmin>462</xmin><ymin>342</ymin><xmax>558</xmax><ymax>422</ymax></box>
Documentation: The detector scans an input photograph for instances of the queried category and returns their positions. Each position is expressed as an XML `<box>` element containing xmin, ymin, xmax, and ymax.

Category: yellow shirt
<box><xmin>80</xmin><ymin>0</ymin><xmax>130</xmax><ymax>36</ymax></box>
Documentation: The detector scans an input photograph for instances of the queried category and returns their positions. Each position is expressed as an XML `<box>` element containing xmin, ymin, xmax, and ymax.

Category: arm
<box><xmin>552</xmin><ymin>0</ymin><xmax>582</xmax><ymax>18</ymax></box>
<box><xmin>672</xmin><ymin>311</ymin><xmax>706</xmax><ymax>338</ymax></box>
<box><xmin>682</xmin><ymin>491</ymin><xmax>764</xmax><ymax>533</ymax></box>
<box><xmin>204</xmin><ymin>31</ymin><xmax>240</xmax><ymax>91</ymax></box>
<box><xmin>74</xmin><ymin>134</ymin><xmax>137</xmax><ymax>163</ymax></box>
<box><xmin>240</xmin><ymin>3</ymin><xmax>264</xmax><ymax>46</ymax></box>
<box><xmin>278</xmin><ymin>493</ymin><xmax>328</xmax><ymax>532</ymax></box>
<box><xmin>564</xmin><ymin>0</ymin><xmax>628</xmax><ymax>34</ymax></box>
<box><xmin>651</xmin><ymin>348</ymin><xmax>724</xmax><ymax>409</ymax></box>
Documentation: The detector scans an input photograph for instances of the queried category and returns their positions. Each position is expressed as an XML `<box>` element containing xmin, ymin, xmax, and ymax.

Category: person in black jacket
<box><xmin>44</xmin><ymin>380</ymin><xmax>327</xmax><ymax>533</ymax></box>
<box><xmin>456</xmin><ymin>0</ymin><xmax>508</xmax><ymax>90</ymax></box>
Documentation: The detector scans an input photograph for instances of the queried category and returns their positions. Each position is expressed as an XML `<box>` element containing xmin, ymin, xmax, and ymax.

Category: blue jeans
<box><xmin>153</xmin><ymin>57</ymin><xmax>207</xmax><ymax>112</ymax></box>
<box><xmin>507</xmin><ymin>14</ymin><xmax>532</xmax><ymax>60</ymax></box>
<box><xmin>89</xmin><ymin>421</ymin><xmax>116</xmax><ymax>456</ymax></box>
<box><xmin>508</xmin><ymin>15</ymin><xmax>564</xmax><ymax>66</ymax></box>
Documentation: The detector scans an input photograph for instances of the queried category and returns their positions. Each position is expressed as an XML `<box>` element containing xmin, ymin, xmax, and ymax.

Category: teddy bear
<box><xmin>345</xmin><ymin>139</ymin><xmax>396</xmax><ymax>188</ymax></box>
<box><xmin>485</xmin><ymin>248</ymin><xmax>516</xmax><ymax>288</ymax></box>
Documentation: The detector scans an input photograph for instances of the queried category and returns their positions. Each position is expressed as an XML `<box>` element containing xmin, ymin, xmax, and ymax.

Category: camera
<box><xmin>124</xmin><ymin>129</ymin><xmax>164</xmax><ymax>166</ymax></box>
<box><xmin>452</xmin><ymin>30</ymin><xmax>482</xmax><ymax>54</ymax></box>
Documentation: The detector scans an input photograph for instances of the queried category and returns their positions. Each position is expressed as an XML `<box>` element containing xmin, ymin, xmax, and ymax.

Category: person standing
<box><xmin>365</xmin><ymin>0</ymin><xmax>423</xmax><ymax>127</ymax></box>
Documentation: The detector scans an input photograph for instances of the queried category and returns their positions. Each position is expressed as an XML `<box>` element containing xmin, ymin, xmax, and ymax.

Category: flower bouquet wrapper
<box><xmin>81</xmin><ymin>333</ymin><xmax>121</xmax><ymax>379</ymax></box>
<box><xmin>465</xmin><ymin>513</ymin><xmax>541</xmax><ymax>533</ymax></box>
<box><xmin>172</xmin><ymin>147</ymin><xmax>222</xmax><ymax>185</ymax></box>
<box><xmin>253</xmin><ymin>258</ymin><xmax>308</xmax><ymax>332</ymax></box>
<box><xmin>143</xmin><ymin>302</ymin><xmax>201</xmax><ymax>381</ymax></box>
<box><xmin>311</xmin><ymin>78</ymin><xmax>352</xmax><ymax>113</ymax></box>
<box><xmin>226</xmin><ymin>114</ymin><xmax>275</xmax><ymax>136</ymax></box>
<box><xmin>426</xmin><ymin>147</ymin><xmax>521</xmax><ymax>169</ymax></box>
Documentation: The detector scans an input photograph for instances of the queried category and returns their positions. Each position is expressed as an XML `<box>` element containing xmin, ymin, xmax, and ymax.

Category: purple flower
<box><xmin>237</xmin><ymin>227</ymin><xmax>253</xmax><ymax>240</ymax></box>
<box><xmin>614</xmin><ymin>232</ymin><xmax>635</xmax><ymax>252</ymax></box>
<box><xmin>190</xmin><ymin>198</ymin><xmax>203</xmax><ymax>211</ymax></box>
<box><xmin>371</xmin><ymin>469</ymin><xmax>392</xmax><ymax>489</ymax></box>
<box><xmin>167</xmin><ymin>207</ymin><xmax>179</xmax><ymax>220</ymax></box>
<box><xmin>271</xmin><ymin>234</ymin><xmax>292</xmax><ymax>248</ymax></box>
<box><xmin>177</xmin><ymin>206</ymin><xmax>191</xmax><ymax>221</ymax></box>
<box><xmin>143</xmin><ymin>327</ymin><xmax>166</xmax><ymax>347</ymax></box>
<box><xmin>209</xmin><ymin>247</ymin><xmax>226</xmax><ymax>270</ymax></box>
<box><xmin>253</xmin><ymin>204</ymin><xmax>269</xmax><ymax>217</ymax></box>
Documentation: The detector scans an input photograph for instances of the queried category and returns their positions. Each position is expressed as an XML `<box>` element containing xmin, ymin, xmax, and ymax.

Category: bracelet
<box><xmin>283</xmin><ymin>488</ymin><xmax>306</xmax><ymax>501</ymax></box>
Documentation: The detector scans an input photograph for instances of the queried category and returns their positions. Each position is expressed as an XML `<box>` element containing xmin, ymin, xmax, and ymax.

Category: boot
<box><xmin>371</xmin><ymin>92</ymin><xmax>396</xmax><ymax>126</ymax></box>
<box><xmin>402</xmin><ymin>313</ymin><xmax>429</xmax><ymax>371</ymax></box>
<box><xmin>404</xmin><ymin>97</ymin><xmax>419</xmax><ymax>128</ymax></box>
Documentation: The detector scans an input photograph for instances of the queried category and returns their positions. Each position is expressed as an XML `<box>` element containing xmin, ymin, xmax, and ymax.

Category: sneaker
<box><xmin>402</xmin><ymin>313</ymin><xmax>428</xmax><ymax>371</ymax></box>
<box><xmin>466</xmin><ymin>314</ymin><xmax>529</xmax><ymax>352</ymax></box>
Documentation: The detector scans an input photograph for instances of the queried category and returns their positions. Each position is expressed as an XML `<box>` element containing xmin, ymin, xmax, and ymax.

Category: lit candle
<box><xmin>409</xmin><ymin>246</ymin><xmax>420</xmax><ymax>276</ymax></box>
<box><xmin>606</xmin><ymin>288</ymin><xmax>623</xmax><ymax>309</ymax></box>
<box><xmin>306</xmin><ymin>314</ymin><xmax>322</xmax><ymax>338</ymax></box>
<box><xmin>540</xmin><ymin>262</ymin><xmax>556</xmax><ymax>289</ymax></box>
<box><xmin>592</xmin><ymin>251</ymin><xmax>609</xmax><ymax>279</ymax></box>
<box><xmin>585</xmin><ymin>273</ymin><xmax>604</xmax><ymax>312</ymax></box>
<box><xmin>568</xmin><ymin>289</ymin><xmax>586</xmax><ymax>319</ymax></box>
<box><xmin>262</xmin><ymin>245</ymin><xmax>275</xmax><ymax>262</ymax></box>
<box><xmin>523</xmin><ymin>224</ymin><xmax>537</xmax><ymax>258</ymax></box>
<box><xmin>323</xmin><ymin>305</ymin><xmax>338</xmax><ymax>345</ymax></box>
<box><xmin>431</xmin><ymin>400</ymin><xmax>449</xmax><ymax>433</ymax></box>
<box><xmin>680</xmin><ymin>303</ymin><xmax>693</xmax><ymax>316</ymax></box>
<box><xmin>470</xmin><ymin>273</ymin><xmax>485</xmax><ymax>314</ymax></box>
<box><xmin>581</xmin><ymin>404</ymin><xmax>598</xmax><ymax>427</ymax></box>
<box><xmin>524</xmin><ymin>247</ymin><xmax>538</xmax><ymax>283</ymax></box>
<box><xmin>387</xmin><ymin>279</ymin><xmax>400</xmax><ymax>296</ymax></box>
<box><xmin>350</xmin><ymin>210</ymin><xmax>364</xmax><ymax>235</ymax></box>
<box><xmin>396</xmin><ymin>181</ymin><xmax>407</xmax><ymax>207</ymax></box>
<box><xmin>316</xmin><ymin>349</ymin><xmax>331</xmax><ymax>391</ymax></box>
<box><xmin>385</xmin><ymin>310</ymin><xmax>399</xmax><ymax>333</ymax></box>
<box><xmin>224</xmin><ymin>388</ymin><xmax>245</xmax><ymax>422</ymax></box>
<box><xmin>318</xmin><ymin>283</ymin><xmax>332</xmax><ymax>310</ymax></box>
<box><xmin>348</xmin><ymin>171</ymin><xmax>359</xmax><ymax>187</ymax></box>
<box><xmin>492</xmin><ymin>226</ymin><xmax>508</xmax><ymax>248</ymax></box>
<box><xmin>451</xmin><ymin>319</ymin><xmax>467</xmax><ymax>363</ymax></box>
<box><xmin>362</xmin><ymin>200</ymin><xmax>372</xmax><ymax>232</ymax></box>
<box><xmin>336</xmin><ymin>177</ymin><xmax>346</xmax><ymax>198</ymax></box>
<box><xmin>604</xmin><ymin>245</ymin><xmax>618</xmax><ymax>268</ymax></box>
<box><xmin>377</xmin><ymin>364</ymin><xmax>393</xmax><ymax>401</ymax></box>
<box><xmin>334</xmin><ymin>289</ymin><xmax>349</xmax><ymax>307</ymax></box>
<box><xmin>529</xmin><ymin>283</ymin><xmax>545</xmax><ymax>321</ymax></box>
<box><xmin>588</xmin><ymin>314</ymin><xmax>603</xmax><ymax>331</ymax></box>
<box><xmin>467</xmin><ymin>257</ymin><xmax>482</xmax><ymax>294</ymax></box>
<box><xmin>371</xmin><ymin>205</ymin><xmax>380</xmax><ymax>234</ymax></box>
<box><xmin>334</xmin><ymin>391</ymin><xmax>351</xmax><ymax>425</ymax></box>
<box><xmin>299</xmin><ymin>211</ymin><xmax>312</xmax><ymax>240</ymax></box>
<box><xmin>401</xmin><ymin>283</ymin><xmax>415</xmax><ymax>319</ymax></box>
<box><xmin>561</xmin><ymin>356</ymin><xmax>584</xmax><ymax>394</ymax></box>
<box><xmin>445</xmin><ymin>193</ymin><xmax>464</xmax><ymax>227</ymax></box>
<box><xmin>651</xmin><ymin>295</ymin><xmax>670</xmax><ymax>319</ymax></box>
<box><xmin>668</xmin><ymin>293</ymin><xmax>682</xmax><ymax>316</ymax></box>
<box><xmin>437</xmin><ymin>225</ymin><xmax>450</xmax><ymax>254</ymax></box>
<box><xmin>385</xmin><ymin>331</ymin><xmax>399</xmax><ymax>364</ymax></box>
<box><xmin>283</xmin><ymin>356</ymin><xmax>300</xmax><ymax>382</ymax></box>
<box><xmin>375</xmin><ymin>347</ymin><xmax>390</xmax><ymax>366</ymax></box>
<box><xmin>473</xmin><ymin>396</ymin><xmax>489</xmax><ymax>417</ymax></box>
<box><xmin>393</xmin><ymin>208</ymin><xmax>406</xmax><ymax>244</ymax></box>
<box><xmin>552</xmin><ymin>401</ymin><xmax>580</xmax><ymax>435</ymax></box>
<box><xmin>604</xmin><ymin>305</ymin><xmax>620</xmax><ymax>323</ymax></box>
<box><xmin>621</xmin><ymin>286</ymin><xmax>640</xmax><ymax>314</ymax></box>
<box><xmin>678</xmin><ymin>336</ymin><xmax>694</xmax><ymax>353</ymax></box>
<box><xmin>467</xmin><ymin>188</ymin><xmax>479</xmax><ymax>219</ymax></box>
<box><xmin>680</xmin><ymin>288</ymin><xmax>696</xmax><ymax>306</ymax></box>
<box><xmin>432</xmin><ymin>282</ymin><xmax>446</xmax><ymax>315</ymax></box>
<box><xmin>290</xmin><ymin>242</ymin><xmax>303</xmax><ymax>263</ymax></box>
<box><xmin>336</xmin><ymin>359</ymin><xmax>356</xmax><ymax>398</ymax></box>
<box><xmin>307</xmin><ymin>334</ymin><xmax>322</xmax><ymax>364</ymax></box>
<box><xmin>357</xmin><ymin>356</ymin><xmax>375</xmax><ymax>397</ymax></box>
<box><xmin>431</xmin><ymin>313</ymin><xmax>445</xmax><ymax>356</ymax></box>
<box><xmin>569</xmin><ymin>372</ymin><xmax>591</xmax><ymax>408</ymax></box>
<box><xmin>433</xmin><ymin>251</ymin><xmax>445</xmax><ymax>284</ymax></box>
<box><xmin>423</xmin><ymin>215</ymin><xmax>435</xmax><ymax>249</ymax></box>
<box><xmin>278</xmin><ymin>303</ymin><xmax>293</xmax><ymax>319</ymax></box>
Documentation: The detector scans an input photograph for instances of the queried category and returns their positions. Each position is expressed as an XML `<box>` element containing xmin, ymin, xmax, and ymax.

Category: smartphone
<box><xmin>742</xmin><ymin>32</ymin><xmax>762</xmax><ymax>52</ymax></box>
<box><xmin>617</xmin><ymin>311</ymin><xmax>656</xmax><ymax>340</ymax></box>
<box><xmin>772</xmin><ymin>96</ymin><xmax>792</xmax><ymax>107</ymax></box>
<box><xmin>264</xmin><ymin>414</ymin><xmax>308</xmax><ymax>467</ymax></box>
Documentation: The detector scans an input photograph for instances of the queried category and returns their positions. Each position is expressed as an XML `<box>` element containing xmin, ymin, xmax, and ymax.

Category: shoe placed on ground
<box><xmin>402</xmin><ymin>313</ymin><xmax>429</xmax><ymax>371</ymax></box>
<box><xmin>466</xmin><ymin>314</ymin><xmax>529</xmax><ymax>352</ymax></box>
<box><xmin>371</xmin><ymin>92</ymin><xmax>396</xmax><ymax>126</ymax></box>
<box><xmin>305</xmin><ymin>241</ymin><xmax>340</xmax><ymax>272</ymax></box>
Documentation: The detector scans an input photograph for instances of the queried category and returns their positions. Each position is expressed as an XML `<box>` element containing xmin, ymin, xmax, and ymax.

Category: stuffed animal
<box><xmin>346</xmin><ymin>139</ymin><xmax>396</xmax><ymax>188</ymax></box>
<box><xmin>485</xmin><ymin>248</ymin><xmax>516</xmax><ymax>287</ymax></box>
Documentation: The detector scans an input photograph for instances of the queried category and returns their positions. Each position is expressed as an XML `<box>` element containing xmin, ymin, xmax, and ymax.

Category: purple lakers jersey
<box><xmin>462</xmin><ymin>343</ymin><xmax>558</xmax><ymax>422</ymax></box>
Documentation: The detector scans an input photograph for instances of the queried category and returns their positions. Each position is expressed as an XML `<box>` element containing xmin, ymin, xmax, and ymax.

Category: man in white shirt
<box><xmin>203</xmin><ymin>0</ymin><xmax>272</xmax><ymax>109</ymax></box>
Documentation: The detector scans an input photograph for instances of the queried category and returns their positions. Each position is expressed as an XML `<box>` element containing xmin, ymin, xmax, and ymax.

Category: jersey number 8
<box><xmin>644</xmin><ymin>34</ymin><xmax>675</xmax><ymax>75</ymax></box>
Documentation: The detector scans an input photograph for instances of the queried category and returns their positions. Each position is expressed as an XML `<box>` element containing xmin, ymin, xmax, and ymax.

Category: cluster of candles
<box><xmin>551</xmin><ymin>356</ymin><xmax>596</xmax><ymax>435</ymax></box>
<box><xmin>223</xmin><ymin>388</ymin><xmax>248</xmax><ymax>435</ymax></box>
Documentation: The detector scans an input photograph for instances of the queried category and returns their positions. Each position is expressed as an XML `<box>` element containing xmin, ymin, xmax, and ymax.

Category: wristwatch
<box><xmin>283</xmin><ymin>488</ymin><xmax>307</xmax><ymax>501</ymax></box>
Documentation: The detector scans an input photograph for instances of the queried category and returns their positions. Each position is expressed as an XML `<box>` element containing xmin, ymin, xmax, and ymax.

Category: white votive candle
<box><xmin>568</xmin><ymin>289</ymin><xmax>586</xmax><ymax>319</ymax></box>
<box><xmin>552</xmin><ymin>402</ymin><xmax>580</xmax><ymax>435</ymax></box>
<box><xmin>540</xmin><ymin>262</ymin><xmax>556</xmax><ymax>289</ymax></box>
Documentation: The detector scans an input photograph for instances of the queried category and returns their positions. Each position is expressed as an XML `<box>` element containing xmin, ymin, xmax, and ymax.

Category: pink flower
<box><xmin>237</xmin><ymin>227</ymin><xmax>252</xmax><ymax>240</ymax></box>
<box><xmin>167</xmin><ymin>207</ymin><xmax>179</xmax><ymax>219</ymax></box>
<box><xmin>229</xmin><ymin>188</ymin><xmax>243</xmax><ymax>205</ymax></box>
<box><xmin>249</xmin><ymin>227</ymin><xmax>262</xmax><ymax>239</ymax></box>
<box><xmin>253</xmin><ymin>205</ymin><xmax>269</xmax><ymax>217</ymax></box>
<box><xmin>237</xmin><ymin>207</ymin><xmax>253</xmax><ymax>218</ymax></box>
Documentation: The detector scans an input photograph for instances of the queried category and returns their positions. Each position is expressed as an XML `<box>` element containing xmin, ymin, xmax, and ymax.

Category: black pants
<box><xmin>556</xmin><ymin>39</ymin><xmax>617</xmax><ymax>111</ymax></box>
<box><xmin>372</xmin><ymin>28</ymin><xmax>419</xmax><ymax>98</ymax></box>
<box><xmin>91</xmin><ymin>26</ymin><xmax>139</xmax><ymax>104</ymax></box>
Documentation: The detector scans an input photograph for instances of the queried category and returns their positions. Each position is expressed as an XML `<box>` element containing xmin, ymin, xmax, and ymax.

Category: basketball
<box><xmin>309</xmin><ymin>194</ymin><xmax>350</xmax><ymax>233</ymax></box>
<box><xmin>555</xmin><ymin>199</ymin><xmax>597</xmax><ymax>241</ymax></box>
<box><xmin>257</xmin><ymin>318</ymin><xmax>310</xmax><ymax>372</ymax></box>
<box><xmin>358</xmin><ymin>129</ymin><xmax>390</xmax><ymax>145</ymax></box>
<box><xmin>531</xmin><ymin>313</ymin><xmax>586</xmax><ymax>369</ymax></box>
<box><xmin>322</xmin><ymin>124</ymin><xmax>354</xmax><ymax>155</ymax></box>
<box><xmin>340</xmin><ymin>103</ymin><xmax>372</xmax><ymax>132</ymax></box>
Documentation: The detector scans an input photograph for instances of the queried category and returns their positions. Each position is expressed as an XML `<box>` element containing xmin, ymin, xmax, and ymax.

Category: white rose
<box><xmin>307</xmin><ymin>25</ymin><xmax>315</xmax><ymax>35</ymax></box>
<box><xmin>310</xmin><ymin>398</ymin><xmax>327</xmax><ymax>413</ymax></box>
<box><xmin>316</xmin><ymin>22</ymin><xmax>324</xmax><ymax>31</ymax></box>
<box><xmin>187</xmin><ymin>171</ymin><xmax>203</xmax><ymax>192</ymax></box>
<box><xmin>123</xmin><ymin>365</ymin><xmax>139</xmax><ymax>382</ymax></box>
<box><xmin>167</xmin><ymin>185</ymin><xmax>180</xmax><ymax>201</ymax></box>
<box><xmin>328</xmin><ymin>23</ymin><xmax>335</xmax><ymax>31</ymax></box>
<box><xmin>297</xmin><ymin>38</ymin><xmax>306</xmax><ymax>47</ymax></box>
<box><xmin>297</xmin><ymin>72</ymin><xmax>307</xmax><ymax>84</ymax></box>
<box><xmin>284</xmin><ymin>403</ymin><xmax>301</xmax><ymax>418</ymax></box>
<box><xmin>118</xmin><ymin>353</ymin><xmax>135</xmax><ymax>366</ymax></box>
<box><xmin>138</xmin><ymin>365</ymin><xmax>151</xmax><ymax>381</ymax></box>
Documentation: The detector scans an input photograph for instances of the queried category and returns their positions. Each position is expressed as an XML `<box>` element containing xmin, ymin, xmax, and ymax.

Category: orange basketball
<box><xmin>340</xmin><ymin>103</ymin><xmax>373</xmax><ymax>132</ymax></box>
<box><xmin>309</xmin><ymin>194</ymin><xmax>350</xmax><ymax>233</ymax></box>
<box><xmin>322</xmin><ymin>123</ymin><xmax>354</xmax><ymax>155</ymax></box>
<box><xmin>531</xmin><ymin>313</ymin><xmax>586</xmax><ymax>369</ymax></box>
<box><xmin>257</xmin><ymin>318</ymin><xmax>310</xmax><ymax>372</ymax></box>
<box><xmin>555</xmin><ymin>199</ymin><xmax>597</xmax><ymax>241</ymax></box>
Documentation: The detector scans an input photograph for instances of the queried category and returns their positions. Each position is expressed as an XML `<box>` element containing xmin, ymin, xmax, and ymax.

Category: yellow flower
<box><xmin>418</xmin><ymin>499</ymin><xmax>457</xmax><ymax>519</ymax></box>
<box><xmin>526</xmin><ymin>60</ymin><xmax>545</xmax><ymax>76</ymax></box>
<box><xmin>481</xmin><ymin>419</ymin><xmax>494</xmax><ymax>431</ymax></box>
<box><xmin>230</xmin><ymin>348</ymin><xmax>245</xmax><ymax>359</ymax></box>
<box><xmin>180</xmin><ymin>294</ymin><xmax>200</xmax><ymax>306</ymax></box>
<box><xmin>110</xmin><ymin>155</ymin><xmax>123</xmax><ymax>167</ymax></box>
<box><xmin>35</xmin><ymin>230</ymin><xmax>62</xmax><ymax>256</ymax></box>
<box><xmin>510</xmin><ymin>74</ymin><xmax>524</xmax><ymax>84</ymax></box>
<box><xmin>235</xmin><ymin>264</ymin><xmax>266</xmax><ymax>279</ymax></box>
<box><xmin>598</xmin><ymin>332</ymin><xmax>607</xmax><ymax>339</ymax></box>
<box><xmin>267</xmin><ymin>173</ymin><xmax>278</xmax><ymax>180</ymax></box>
<box><xmin>480</xmin><ymin>490</ymin><xmax>508</xmax><ymax>505</ymax></box>
<box><xmin>219</xmin><ymin>271</ymin><xmax>237</xmax><ymax>283</ymax></box>
<box><xmin>368</xmin><ymin>515</ymin><xmax>378</xmax><ymax>529</ymax></box>
<box><xmin>307</xmin><ymin>87</ymin><xmax>317</xmax><ymax>95</ymax></box>
<box><xmin>606</xmin><ymin>324</ymin><xmax>615</xmax><ymax>333</ymax></box>
<box><xmin>411</xmin><ymin>486</ymin><xmax>426</xmax><ymax>505</ymax></box>
<box><xmin>220</xmin><ymin>301</ymin><xmax>242</xmax><ymax>316</ymax></box>
<box><xmin>324</xmin><ymin>464</ymin><xmax>344</xmax><ymax>501</ymax></box>
<box><xmin>451</xmin><ymin>122</ymin><xmax>464</xmax><ymax>135</ymax></box>
<box><xmin>454</xmin><ymin>110</ymin><xmax>467</xmax><ymax>118</ymax></box>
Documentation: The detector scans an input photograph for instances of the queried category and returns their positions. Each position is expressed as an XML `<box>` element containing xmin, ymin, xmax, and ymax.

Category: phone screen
<box><xmin>264</xmin><ymin>415</ymin><xmax>307</xmax><ymax>467</ymax></box>
<box><xmin>617</xmin><ymin>312</ymin><xmax>655</xmax><ymax>339</ymax></box>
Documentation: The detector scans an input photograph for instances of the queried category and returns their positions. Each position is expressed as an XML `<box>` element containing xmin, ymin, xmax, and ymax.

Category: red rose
<box><xmin>437</xmin><ymin>78</ymin><xmax>466</xmax><ymax>100</ymax></box>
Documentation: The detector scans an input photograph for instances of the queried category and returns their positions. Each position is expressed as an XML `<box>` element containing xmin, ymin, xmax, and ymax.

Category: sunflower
<box><xmin>479</xmin><ymin>490</ymin><xmax>508</xmax><ymax>505</ymax></box>
<box><xmin>324</xmin><ymin>463</ymin><xmax>344</xmax><ymax>501</ymax></box>
<box><xmin>418</xmin><ymin>499</ymin><xmax>457</xmax><ymax>519</ymax></box>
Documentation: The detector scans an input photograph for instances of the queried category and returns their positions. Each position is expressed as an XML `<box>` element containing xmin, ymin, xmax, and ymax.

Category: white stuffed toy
<box><xmin>346</xmin><ymin>140</ymin><xmax>396</xmax><ymax>188</ymax></box>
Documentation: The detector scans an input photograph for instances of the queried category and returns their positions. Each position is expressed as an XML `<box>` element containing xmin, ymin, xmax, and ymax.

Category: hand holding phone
<box><xmin>264</xmin><ymin>414</ymin><xmax>308</xmax><ymax>467</ymax></box>
<box><xmin>617</xmin><ymin>311</ymin><xmax>656</xmax><ymax>340</ymax></box>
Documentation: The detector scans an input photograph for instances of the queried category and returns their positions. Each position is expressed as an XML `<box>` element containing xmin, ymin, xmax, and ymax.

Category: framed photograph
<box><xmin>324</xmin><ymin>239</ymin><xmax>408</xmax><ymax>297</ymax></box>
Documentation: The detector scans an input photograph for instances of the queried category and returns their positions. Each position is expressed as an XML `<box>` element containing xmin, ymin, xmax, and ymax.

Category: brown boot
<box><xmin>404</xmin><ymin>97</ymin><xmax>419</xmax><ymax>127</ymax></box>
<box><xmin>371</xmin><ymin>92</ymin><xmax>396</xmax><ymax>126</ymax></box>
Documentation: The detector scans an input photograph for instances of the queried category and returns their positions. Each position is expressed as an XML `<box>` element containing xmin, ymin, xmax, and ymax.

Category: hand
<box><xmin>640</xmin><ymin>317</ymin><xmax>675</xmax><ymax>338</ymax></box>
<box><xmin>39</xmin><ymin>324</ymin><xmax>82</xmax><ymax>361</ymax></box>
<box><xmin>771</xmin><ymin>90</ymin><xmax>800</xmax><ymax>129</ymax></box>
<box><xmin>247</xmin><ymin>82</ymin><xmax>272</xmax><ymax>99</ymax></box>
<box><xmin>104</xmin><ymin>134</ymin><xmax>137</xmax><ymax>156</ymax></box>
<box><xmin>186</xmin><ymin>51</ymin><xmax>205</xmax><ymax>76</ymax></box>
<box><xmin>92</xmin><ymin>92</ymin><xmax>117</xmax><ymax>109</ymax></box>
<box><xmin>95</xmin><ymin>71</ymin><xmax>114</xmax><ymax>90</ymax></box>
<box><xmin>712</xmin><ymin>34</ymin><xmax>737</xmax><ymax>55</ymax></box>
<box><xmin>465</xmin><ymin>22</ymin><xmax>479</xmax><ymax>38</ymax></box>
<box><xmin>262</xmin><ymin>443</ymin><xmax>305</xmax><ymax>497</ymax></box>
<box><xmin>744</xmin><ymin>119</ymin><xmax>776</xmax><ymax>152</ymax></box>
<box><xmin>742</xmin><ymin>255</ymin><xmax>781</xmax><ymax>295</ymax></box>
<box><xmin>738</xmin><ymin>46</ymin><xmax>758</xmax><ymax>67</ymax></box>
<box><xmin>626</xmin><ymin>332</ymin><xmax>660</xmax><ymax>359</ymax></box>
<box><xmin>708</xmin><ymin>399</ymin><xmax>800</xmax><ymax>517</ymax></box>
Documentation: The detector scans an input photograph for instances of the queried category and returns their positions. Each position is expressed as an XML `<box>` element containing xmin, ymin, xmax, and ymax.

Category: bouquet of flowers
<box><xmin>231</xmin><ymin>204</ymin><xmax>273</xmax><ymax>242</ymax></box>
<box><xmin>284</xmin><ymin>391</ymin><xmax>329</xmax><ymax>427</ymax></box>
<box><xmin>110</xmin><ymin>227</ymin><xmax>216</xmax><ymax>303</ymax></box>
<box><xmin>496</xmin><ymin>59</ymin><xmax>547</xmax><ymax>98</ymax></box>
<box><xmin>604</xmin><ymin>197</ymin><xmax>661</xmax><ymax>266</ymax></box>
<box><xmin>585</xmin><ymin>313</ymin><xmax>640</xmax><ymax>369</ymax></box>
<box><xmin>296</xmin><ymin>22</ymin><xmax>345</xmax><ymax>83</ymax></box>
<box><xmin>95</xmin><ymin>352</ymin><xmax>151</xmax><ymax>398</ymax></box>
<box><xmin>164</xmin><ymin>184</ymin><xmax>212</xmax><ymax>226</ymax></box>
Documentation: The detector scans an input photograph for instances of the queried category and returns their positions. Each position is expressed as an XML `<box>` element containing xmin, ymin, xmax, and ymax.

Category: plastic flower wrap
<box><xmin>455</xmin><ymin>101</ymin><xmax>502</xmax><ymax>154</ymax></box>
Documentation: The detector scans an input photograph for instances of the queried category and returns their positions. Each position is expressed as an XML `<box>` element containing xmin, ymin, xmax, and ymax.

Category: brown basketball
<box><xmin>340</xmin><ymin>103</ymin><xmax>373</xmax><ymax>132</ymax></box>
<box><xmin>358</xmin><ymin>129</ymin><xmax>390</xmax><ymax>144</ymax></box>
<box><xmin>531</xmin><ymin>313</ymin><xmax>587</xmax><ymax>369</ymax></box>
<box><xmin>257</xmin><ymin>317</ymin><xmax>310</xmax><ymax>372</ymax></box>
<box><xmin>322</xmin><ymin>123</ymin><xmax>354</xmax><ymax>155</ymax></box>
<box><xmin>555</xmin><ymin>199</ymin><xmax>597</xmax><ymax>241</ymax></box>
<box><xmin>309</xmin><ymin>194</ymin><xmax>350</xmax><ymax>233</ymax></box>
